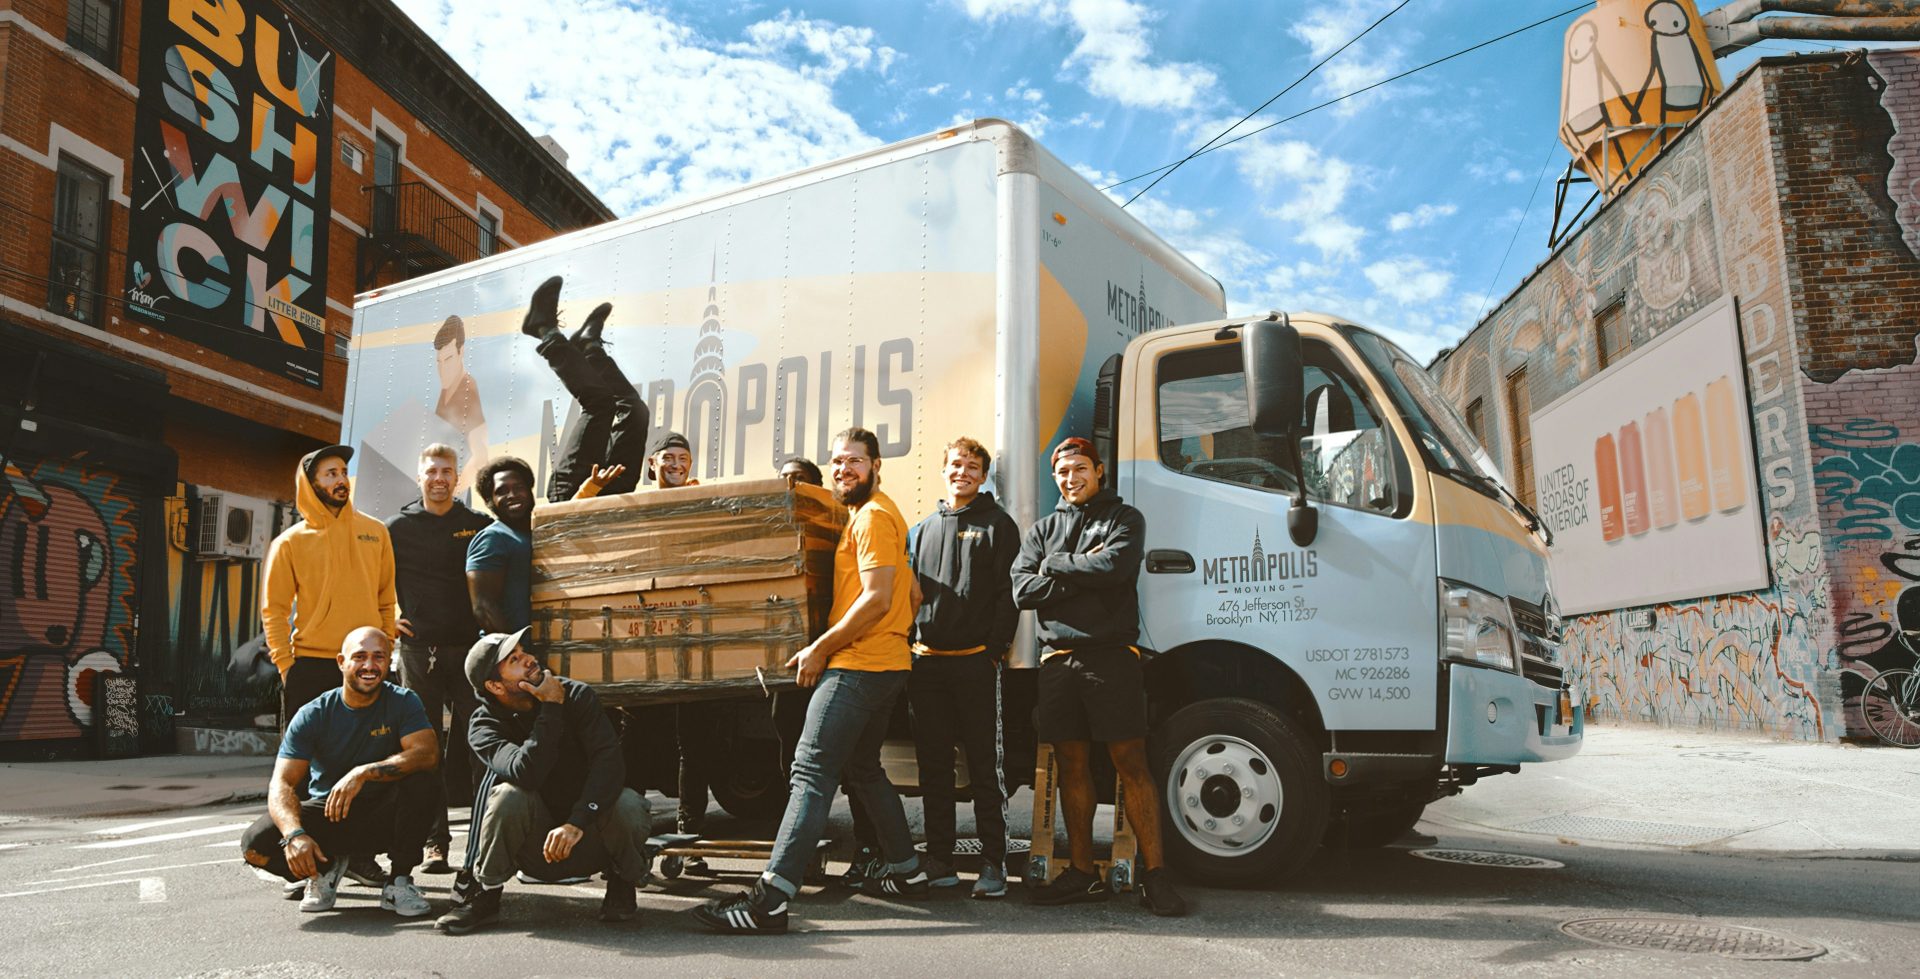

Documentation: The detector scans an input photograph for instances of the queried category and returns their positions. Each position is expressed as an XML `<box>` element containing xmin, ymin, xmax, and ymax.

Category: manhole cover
<box><xmin>1559</xmin><ymin>916</ymin><xmax>1825</xmax><ymax>961</ymax></box>
<box><xmin>1410</xmin><ymin>848</ymin><xmax>1564</xmax><ymax>869</ymax></box>
<box><xmin>915</xmin><ymin>838</ymin><xmax>1034</xmax><ymax>856</ymax></box>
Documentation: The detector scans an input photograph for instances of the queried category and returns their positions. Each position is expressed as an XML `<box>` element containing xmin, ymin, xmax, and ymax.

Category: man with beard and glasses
<box><xmin>240</xmin><ymin>627</ymin><xmax>438</xmax><ymax>917</ymax></box>
<box><xmin>386</xmin><ymin>443</ymin><xmax>493</xmax><ymax>874</ymax></box>
<box><xmin>694</xmin><ymin>428</ymin><xmax>927</xmax><ymax>934</ymax></box>
<box><xmin>262</xmin><ymin>444</ymin><xmax>399</xmax><ymax>890</ymax></box>
<box><xmin>467</xmin><ymin>457</ymin><xmax>537</xmax><ymax>635</ymax></box>
<box><xmin>434</xmin><ymin>628</ymin><xmax>653</xmax><ymax>934</ymax></box>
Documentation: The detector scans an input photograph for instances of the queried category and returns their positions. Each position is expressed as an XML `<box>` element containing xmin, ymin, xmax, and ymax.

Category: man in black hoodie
<box><xmin>435</xmin><ymin>628</ymin><xmax>652</xmax><ymax>934</ymax></box>
<box><xmin>908</xmin><ymin>436</ymin><xmax>1018</xmax><ymax>899</ymax></box>
<box><xmin>1011</xmin><ymin>436</ymin><xmax>1185</xmax><ymax>917</ymax></box>
<box><xmin>386</xmin><ymin>443</ymin><xmax>493</xmax><ymax>874</ymax></box>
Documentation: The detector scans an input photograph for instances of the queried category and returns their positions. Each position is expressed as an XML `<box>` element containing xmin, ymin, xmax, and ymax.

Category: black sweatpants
<box><xmin>541</xmin><ymin>334</ymin><xmax>648</xmax><ymax>501</ymax></box>
<box><xmin>281</xmin><ymin>658</ymin><xmax>339</xmax><ymax>726</ymax></box>
<box><xmin>676</xmin><ymin>701</ymin><xmax>723</xmax><ymax>834</ymax></box>
<box><xmin>908</xmin><ymin>652</ymin><xmax>1009</xmax><ymax>866</ymax></box>
<box><xmin>395</xmin><ymin>639</ymin><xmax>480</xmax><ymax>850</ymax></box>
<box><xmin>240</xmin><ymin>774</ymin><xmax>436</xmax><ymax>881</ymax></box>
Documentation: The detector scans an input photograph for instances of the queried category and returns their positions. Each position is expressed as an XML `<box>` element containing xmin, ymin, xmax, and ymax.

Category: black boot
<box><xmin>570</xmin><ymin>301</ymin><xmax>613</xmax><ymax>348</ymax></box>
<box><xmin>434</xmin><ymin>884</ymin><xmax>503</xmax><ymax>935</ymax></box>
<box><xmin>520</xmin><ymin>275</ymin><xmax>564</xmax><ymax>341</ymax></box>
<box><xmin>599</xmin><ymin>873</ymin><xmax>637</xmax><ymax>923</ymax></box>
<box><xmin>1137</xmin><ymin>867</ymin><xmax>1187</xmax><ymax>917</ymax></box>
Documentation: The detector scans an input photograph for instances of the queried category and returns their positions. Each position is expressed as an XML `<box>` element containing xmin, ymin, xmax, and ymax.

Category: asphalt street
<box><xmin>2</xmin><ymin>789</ymin><xmax>1915</xmax><ymax>978</ymax></box>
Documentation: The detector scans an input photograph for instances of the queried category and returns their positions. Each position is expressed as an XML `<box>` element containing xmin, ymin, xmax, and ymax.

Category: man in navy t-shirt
<box><xmin>467</xmin><ymin>457</ymin><xmax>535</xmax><ymax>633</ymax></box>
<box><xmin>240</xmin><ymin>626</ymin><xmax>440</xmax><ymax>917</ymax></box>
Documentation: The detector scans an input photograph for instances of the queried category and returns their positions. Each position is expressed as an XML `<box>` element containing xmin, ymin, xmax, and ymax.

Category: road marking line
<box><xmin>0</xmin><ymin>877</ymin><xmax>163</xmax><ymax>900</ymax></box>
<box><xmin>51</xmin><ymin>854</ymin><xmax>157</xmax><ymax>874</ymax></box>
<box><xmin>0</xmin><ymin>844</ymin><xmax>25</xmax><ymax>851</ymax></box>
<box><xmin>23</xmin><ymin>857</ymin><xmax>231</xmax><ymax>885</ymax></box>
<box><xmin>91</xmin><ymin>814</ymin><xmax>214</xmax><ymax>836</ymax></box>
<box><xmin>139</xmin><ymin>878</ymin><xmax>166</xmax><ymax>903</ymax></box>
<box><xmin>72</xmin><ymin>823</ymin><xmax>248</xmax><ymax>850</ymax></box>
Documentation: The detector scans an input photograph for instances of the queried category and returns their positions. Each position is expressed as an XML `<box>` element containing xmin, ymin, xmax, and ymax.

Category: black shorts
<box><xmin>1035</xmin><ymin>647</ymin><xmax>1146</xmax><ymax>744</ymax></box>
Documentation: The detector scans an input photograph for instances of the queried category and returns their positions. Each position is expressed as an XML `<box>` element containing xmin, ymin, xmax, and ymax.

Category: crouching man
<box><xmin>435</xmin><ymin>628</ymin><xmax>653</xmax><ymax>934</ymax></box>
<box><xmin>240</xmin><ymin>626</ymin><xmax>438</xmax><ymax>917</ymax></box>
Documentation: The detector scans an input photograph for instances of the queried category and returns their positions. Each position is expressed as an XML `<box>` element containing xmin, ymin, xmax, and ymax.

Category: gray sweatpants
<box><xmin>471</xmin><ymin>783</ymin><xmax>652</xmax><ymax>890</ymax></box>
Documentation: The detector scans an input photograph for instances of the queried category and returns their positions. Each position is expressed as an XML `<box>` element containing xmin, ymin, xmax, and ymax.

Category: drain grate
<box><xmin>1559</xmin><ymin>916</ymin><xmax>1825</xmax><ymax>961</ymax></box>
<box><xmin>1514</xmin><ymin>814</ymin><xmax>1736</xmax><ymax>846</ymax></box>
<box><xmin>1410</xmin><ymin>848</ymin><xmax>1564</xmax><ymax>869</ymax></box>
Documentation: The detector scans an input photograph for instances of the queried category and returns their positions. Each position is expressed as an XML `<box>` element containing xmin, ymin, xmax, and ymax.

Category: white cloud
<box><xmin>390</xmin><ymin>0</ymin><xmax>887</xmax><ymax>215</ymax></box>
<box><xmin>958</xmin><ymin>0</ymin><xmax>1217</xmax><ymax>111</ymax></box>
<box><xmin>1287</xmin><ymin>1</ymin><xmax>1409</xmax><ymax>114</ymax></box>
<box><xmin>1233</xmin><ymin>137</ymin><xmax>1365</xmax><ymax>260</ymax></box>
<box><xmin>729</xmin><ymin>11</ymin><xmax>899</xmax><ymax>82</ymax></box>
<box><xmin>1387</xmin><ymin>202</ymin><xmax>1456</xmax><ymax>232</ymax></box>
<box><xmin>1364</xmin><ymin>257</ymin><xmax>1453</xmax><ymax>304</ymax></box>
<box><xmin>924</xmin><ymin>82</ymin><xmax>949</xmax><ymax>97</ymax></box>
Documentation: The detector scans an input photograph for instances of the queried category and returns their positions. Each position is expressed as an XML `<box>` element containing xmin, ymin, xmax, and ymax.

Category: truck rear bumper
<box><xmin>1443</xmin><ymin>664</ymin><xmax>1583</xmax><ymax>765</ymax></box>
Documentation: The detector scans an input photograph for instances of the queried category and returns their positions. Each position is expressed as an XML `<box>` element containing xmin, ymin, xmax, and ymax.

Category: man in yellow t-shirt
<box><xmin>695</xmin><ymin>427</ymin><xmax>927</xmax><ymax>934</ymax></box>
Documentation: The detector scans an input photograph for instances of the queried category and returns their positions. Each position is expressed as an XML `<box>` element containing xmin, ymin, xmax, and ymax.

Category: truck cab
<box><xmin>1099</xmin><ymin>312</ymin><xmax>1581</xmax><ymax>884</ymax></box>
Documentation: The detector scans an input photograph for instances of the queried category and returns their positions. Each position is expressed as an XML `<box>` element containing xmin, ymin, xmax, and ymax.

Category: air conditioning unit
<box><xmin>195</xmin><ymin>492</ymin><xmax>271</xmax><ymax>560</ymax></box>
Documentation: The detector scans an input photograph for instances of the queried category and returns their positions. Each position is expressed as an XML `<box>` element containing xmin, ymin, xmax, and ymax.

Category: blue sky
<box><xmin>393</xmin><ymin>0</ymin><xmax>1831</xmax><ymax>360</ymax></box>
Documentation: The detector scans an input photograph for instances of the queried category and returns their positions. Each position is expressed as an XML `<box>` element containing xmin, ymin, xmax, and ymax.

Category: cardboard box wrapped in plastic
<box><xmin>528</xmin><ymin>479</ymin><xmax>846</xmax><ymax>705</ymax></box>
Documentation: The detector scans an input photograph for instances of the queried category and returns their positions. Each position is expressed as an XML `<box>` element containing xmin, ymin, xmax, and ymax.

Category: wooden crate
<box><xmin>528</xmin><ymin>479</ymin><xmax>846</xmax><ymax>705</ymax></box>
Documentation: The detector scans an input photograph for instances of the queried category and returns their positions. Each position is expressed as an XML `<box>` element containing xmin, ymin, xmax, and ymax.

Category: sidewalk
<box><xmin>1426</xmin><ymin>721</ymin><xmax>1920</xmax><ymax>858</ymax></box>
<box><xmin>0</xmin><ymin>754</ymin><xmax>272</xmax><ymax>820</ymax></box>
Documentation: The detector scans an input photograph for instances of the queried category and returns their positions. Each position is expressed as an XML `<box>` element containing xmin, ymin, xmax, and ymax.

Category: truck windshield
<box><xmin>1342</xmin><ymin>327</ymin><xmax>1513</xmax><ymax>495</ymax></box>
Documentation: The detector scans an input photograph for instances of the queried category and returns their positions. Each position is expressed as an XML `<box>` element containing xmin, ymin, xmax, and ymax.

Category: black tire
<box><xmin>1862</xmin><ymin>669</ymin><xmax>1920</xmax><ymax>748</ymax></box>
<box><xmin>1152</xmin><ymin>697</ymin><xmax>1329</xmax><ymax>887</ymax></box>
<box><xmin>1332</xmin><ymin>802</ymin><xmax>1427</xmax><ymax>848</ymax></box>
<box><xmin>712</xmin><ymin>735</ymin><xmax>792</xmax><ymax>819</ymax></box>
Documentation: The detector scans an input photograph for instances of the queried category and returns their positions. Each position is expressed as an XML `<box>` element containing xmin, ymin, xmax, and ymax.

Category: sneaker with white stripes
<box><xmin>868</xmin><ymin>867</ymin><xmax>930</xmax><ymax>900</ymax></box>
<box><xmin>691</xmin><ymin>881</ymin><xmax>789</xmax><ymax>935</ymax></box>
<box><xmin>380</xmin><ymin>874</ymin><xmax>432</xmax><ymax>917</ymax></box>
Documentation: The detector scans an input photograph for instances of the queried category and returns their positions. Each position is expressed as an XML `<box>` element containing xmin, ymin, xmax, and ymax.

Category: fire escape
<box><xmin>356</xmin><ymin>181</ymin><xmax>487</xmax><ymax>290</ymax></box>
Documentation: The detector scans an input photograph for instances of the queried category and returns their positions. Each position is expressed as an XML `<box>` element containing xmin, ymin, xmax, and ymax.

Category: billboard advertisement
<box><xmin>125</xmin><ymin>0</ymin><xmax>335</xmax><ymax>388</ymax></box>
<box><xmin>1531</xmin><ymin>298</ymin><xmax>1769</xmax><ymax>613</ymax></box>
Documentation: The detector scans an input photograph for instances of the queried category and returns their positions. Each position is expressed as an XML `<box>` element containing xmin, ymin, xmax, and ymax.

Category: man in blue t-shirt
<box><xmin>240</xmin><ymin>626</ymin><xmax>440</xmax><ymax>917</ymax></box>
<box><xmin>467</xmin><ymin>456</ymin><xmax>536</xmax><ymax>633</ymax></box>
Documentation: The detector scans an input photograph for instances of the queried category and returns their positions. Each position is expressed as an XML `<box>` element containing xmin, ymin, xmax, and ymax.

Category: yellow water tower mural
<box><xmin>1561</xmin><ymin>0</ymin><xmax>1724</xmax><ymax>196</ymax></box>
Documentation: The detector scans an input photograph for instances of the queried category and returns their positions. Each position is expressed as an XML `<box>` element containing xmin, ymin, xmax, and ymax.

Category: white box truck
<box><xmin>345</xmin><ymin>120</ymin><xmax>1581</xmax><ymax>885</ymax></box>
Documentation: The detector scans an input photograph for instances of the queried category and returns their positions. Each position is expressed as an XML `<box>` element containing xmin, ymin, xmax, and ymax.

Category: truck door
<box><xmin>1126</xmin><ymin>333</ymin><xmax>1439</xmax><ymax>731</ymax></box>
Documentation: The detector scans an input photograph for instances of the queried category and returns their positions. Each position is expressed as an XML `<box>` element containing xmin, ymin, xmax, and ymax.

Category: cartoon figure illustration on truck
<box><xmin>344</xmin><ymin>120</ymin><xmax>1581</xmax><ymax>885</ymax></box>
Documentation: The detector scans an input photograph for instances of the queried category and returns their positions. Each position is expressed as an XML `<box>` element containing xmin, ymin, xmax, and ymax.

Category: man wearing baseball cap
<box><xmin>436</xmin><ymin>629</ymin><xmax>653</xmax><ymax>934</ymax></box>
<box><xmin>1011</xmin><ymin>436</ymin><xmax>1186</xmax><ymax>916</ymax></box>
<box><xmin>262</xmin><ymin>444</ymin><xmax>398</xmax><ymax>726</ymax></box>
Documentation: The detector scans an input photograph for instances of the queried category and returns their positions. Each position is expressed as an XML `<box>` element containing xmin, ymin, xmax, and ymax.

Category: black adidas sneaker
<box><xmin>692</xmin><ymin>880</ymin><xmax>790</xmax><ymax>935</ymax></box>
<box><xmin>866</xmin><ymin>867</ymin><xmax>930</xmax><ymax>900</ymax></box>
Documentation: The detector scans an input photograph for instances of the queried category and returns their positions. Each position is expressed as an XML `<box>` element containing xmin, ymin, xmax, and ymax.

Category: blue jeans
<box><xmin>765</xmin><ymin>668</ymin><xmax>916</xmax><ymax>895</ymax></box>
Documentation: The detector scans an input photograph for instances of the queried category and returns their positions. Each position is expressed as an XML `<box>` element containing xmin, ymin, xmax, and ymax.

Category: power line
<box><xmin>1470</xmin><ymin>138</ymin><xmax>1561</xmax><ymax>328</ymax></box>
<box><xmin>1122</xmin><ymin>0</ymin><xmax>1416</xmax><ymax>208</ymax></box>
<box><xmin>1103</xmin><ymin>3</ymin><xmax>1593</xmax><ymax>193</ymax></box>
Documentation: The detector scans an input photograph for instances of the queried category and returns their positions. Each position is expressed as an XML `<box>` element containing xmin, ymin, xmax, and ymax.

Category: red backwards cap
<box><xmin>1050</xmin><ymin>437</ymin><xmax>1101</xmax><ymax>468</ymax></box>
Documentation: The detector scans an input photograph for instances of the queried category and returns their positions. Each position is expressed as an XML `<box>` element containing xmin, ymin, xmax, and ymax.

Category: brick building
<box><xmin>0</xmin><ymin>0</ymin><xmax>612</xmax><ymax>757</ymax></box>
<box><xmin>1430</xmin><ymin>49</ymin><xmax>1920</xmax><ymax>743</ymax></box>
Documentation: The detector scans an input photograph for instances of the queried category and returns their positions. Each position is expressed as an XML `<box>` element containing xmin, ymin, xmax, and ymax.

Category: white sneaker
<box><xmin>380</xmin><ymin>874</ymin><xmax>432</xmax><ymax>917</ymax></box>
<box><xmin>299</xmin><ymin>861</ymin><xmax>348</xmax><ymax>913</ymax></box>
<box><xmin>281</xmin><ymin>878</ymin><xmax>305</xmax><ymax>901</ymax></box>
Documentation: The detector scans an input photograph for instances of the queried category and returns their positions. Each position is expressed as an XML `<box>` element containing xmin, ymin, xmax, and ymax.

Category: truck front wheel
<box><xmin>1153</xmin><ymin>698</ymin><xmax>1328</xmax><ymax>886</ymax></box>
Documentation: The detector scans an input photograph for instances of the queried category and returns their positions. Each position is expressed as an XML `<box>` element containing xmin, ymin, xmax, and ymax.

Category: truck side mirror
<box><xmin>1243</xmin><ymin>319</ymin><xmax>1304</xmax><ymax>438</ymax></box>
<box><xmin>1241</xmin><ymin>316</ymin><xmax>1318</xmax><ymax>547</ymax></box>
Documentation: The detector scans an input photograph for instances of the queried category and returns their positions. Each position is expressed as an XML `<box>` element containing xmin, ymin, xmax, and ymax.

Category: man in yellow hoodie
<box><xmin>263</xmin><ymin>445</ymin><xmax>398</xmax><ymax>723</ymax></box>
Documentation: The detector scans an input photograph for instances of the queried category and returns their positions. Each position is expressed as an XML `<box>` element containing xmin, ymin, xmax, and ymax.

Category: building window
<box><xmin>1505</xmin><ymin>367</ymin><xmax>1535</xmax><ymax>508</ymax></box>
<box><xmin>477</xmin><ymin>210</ymin><xmax>499</xmax><ymax>256</ymax></box>
<box><xmin>371</xmin><ymin>132</ymin><xmax>401</xmax><ymax>233</ymax></box>
<box><xmin>1465</xmin><ymin>398</ymin><xmax>1486</xmax><ymax>449</ymax></box>
<box><xmin>1595</xmin><ymin>297</ymin><xmax>1627</xmax><ymax>369</ymax></box>
<box><xmin>67</xmin><ymin>0</ymin><xmax>118</xmax><ymax>67</ymax></box>
<box><xmin>48</xmin><ymin>155</ymin><xmax>109</xmax><ymax>326</ymax></box>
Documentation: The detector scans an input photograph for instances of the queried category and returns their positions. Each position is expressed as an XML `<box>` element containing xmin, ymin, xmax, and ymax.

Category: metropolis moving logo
<box><xmin>1202</xmin><ymin>528</ymin><xmax>1319</xmax><ymax>593</ymax></box>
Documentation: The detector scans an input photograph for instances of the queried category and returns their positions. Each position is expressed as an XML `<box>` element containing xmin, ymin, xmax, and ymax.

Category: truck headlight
<box><xmin>1441</xmin><ymin>581</ymin><xmax>1517</xmax><ymax>672</ymax></box>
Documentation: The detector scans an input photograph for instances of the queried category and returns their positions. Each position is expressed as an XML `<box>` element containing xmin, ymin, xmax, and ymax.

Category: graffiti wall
<box><xmin>161</xmin><ymin>491</ymin><xmax>273</xmax><ymax>723</ymax></box>
<box><xmin>1434</xmin><ymin>60</ymin><xmax>1837</xmax><ymax>740</ymax></box>
<box><xmin>1799</xmin><ymin>51</ymin><xmax>1920</xmax><ymax>738</ymax></box>
<box><xmin>0</xmin><ymin>453</ymin><xmax>144</xmax><ymax>743</ymax></box>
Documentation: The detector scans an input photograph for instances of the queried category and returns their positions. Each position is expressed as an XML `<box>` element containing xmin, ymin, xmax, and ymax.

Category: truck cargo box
<box><xmin>529</xmin><ymin>479</ymin><xmax>846</xmax><ymax>705</ymax></box>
